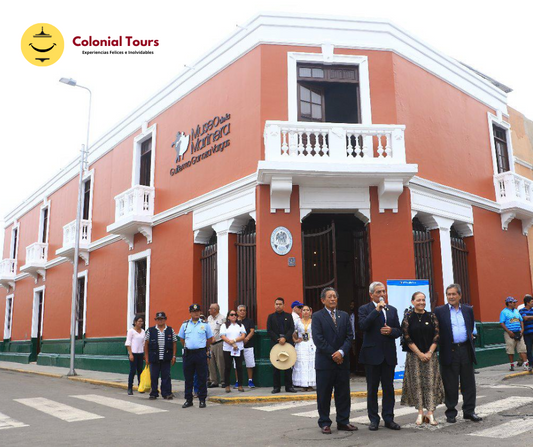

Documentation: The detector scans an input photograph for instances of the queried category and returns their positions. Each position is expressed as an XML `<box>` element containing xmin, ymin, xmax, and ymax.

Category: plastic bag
<box><xmin>138</xmin><ymin>365</ymin><xmax>151</xmax><ymax>393</ymax></box>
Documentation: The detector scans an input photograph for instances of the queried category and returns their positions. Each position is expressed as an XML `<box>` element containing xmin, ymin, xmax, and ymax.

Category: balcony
<box><xmin>259</xmin><ymin>121</ymin><xmax>418</xmax><ymax>213</ymax></box>
<box><xmin>0</xmin><ymin>259</ymin><xmax>16</xmax><ymax>290</ymax></box>
<box><xmin>56</xmin><ymin>219</ymin><xmax>92</xmax><ymax>265</ymax></box>
<box><xmin>106</xmin><ymin>185</ymin><xmax>155</xmax><ymax>249</ymax></box>
<box><xmin>20</xmin><ymin>242</ymin><xmax>48</xmax><ymax>282</ymax></box>
<box><xmin>494</xmin><ymin>171</ymin><xmax>533</xmax><ymax>235</ymax></box>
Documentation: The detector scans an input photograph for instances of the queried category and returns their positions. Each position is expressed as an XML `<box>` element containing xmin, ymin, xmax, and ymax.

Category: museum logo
<box><xmin>21</xmin><ymin>23</ymin><xmax>64</xmax><ymax>67</ymax></box>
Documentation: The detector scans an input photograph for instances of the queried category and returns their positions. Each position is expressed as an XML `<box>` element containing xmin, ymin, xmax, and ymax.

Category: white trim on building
<box><xmin>31</xmin><ymin>286</ymin><xmax>45</xmax><ymax>339</ymax></box>
<box><xmin>127</xmin><ymin>249</ymin><xmax>151</xmax><ymax>331</ymax></box>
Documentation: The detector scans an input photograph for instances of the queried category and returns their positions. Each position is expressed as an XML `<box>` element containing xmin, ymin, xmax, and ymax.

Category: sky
<box><xmin>1</xmin><ymin>0</ymin><xmax>532</xmax><ymax>253</ymax></box>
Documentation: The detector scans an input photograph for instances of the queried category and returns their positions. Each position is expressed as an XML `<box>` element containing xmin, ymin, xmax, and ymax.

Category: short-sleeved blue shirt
<box><xmin>500</xmin><ymin>308</ymin><xmax>522</xmax><ymax>332</ymax></box>
<box><xmin>178</xmin><ymin>319</ymin><xmax>214</xmax><ymax>349</ymax></box>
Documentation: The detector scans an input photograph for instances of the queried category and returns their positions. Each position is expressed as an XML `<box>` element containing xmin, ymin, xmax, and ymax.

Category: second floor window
<box><xmin>40</xmin><ymin>207</ymin><xmax>49</xmax><ymax>243</ymax></box>
<box><xmin>493</xmin><ymin>125</ymin><xmax>510</xmax><ymax>173</ymax></box>
<box><xmin>11</xmin><ymin>227</ymin><xmax>18</xmax><ymax>259</ymax></box>
<box><xmin>82</xmin><ymin>178</ymin><xmax>91</xmax><ymax>221</ymax></box>
<box><xmin>297</xmin><ymin>64</ymin><xmax>360</xmax><ymax>124</ymax></box>
<box><xmin>139</xmin><ymin>138</ymin><xmax>152</xmax><ymax>187</ymax></box>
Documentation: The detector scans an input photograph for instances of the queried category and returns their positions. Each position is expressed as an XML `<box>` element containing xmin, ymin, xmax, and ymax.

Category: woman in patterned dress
<box><xmin>292</xmin><ymin>305</ymin><xmax>316</xmax><ymax>390</ymax></box>
<box><xmin>401</xmin><ymin>292</ymin><xmax>445</xmax><ymax>425</ymax></box>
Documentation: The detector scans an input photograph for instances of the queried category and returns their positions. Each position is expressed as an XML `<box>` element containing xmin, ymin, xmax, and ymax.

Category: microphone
<box><xmin>379</xmin><ymin>297</ymin><xmax>389</xmax><ymax>311</ymax></box>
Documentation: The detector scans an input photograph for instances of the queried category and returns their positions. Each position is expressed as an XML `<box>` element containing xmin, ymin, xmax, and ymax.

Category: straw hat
<box><xmin>270</xmin><ymin>343</ymin><xmax>297</xmax><ymax>370</ymax></box>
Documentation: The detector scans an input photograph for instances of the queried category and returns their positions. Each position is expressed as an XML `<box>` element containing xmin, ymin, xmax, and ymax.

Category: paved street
<box><xmin>1</xmin><ymin>370</ymin><xmax>533</xmax><ymax>446</ymax></box>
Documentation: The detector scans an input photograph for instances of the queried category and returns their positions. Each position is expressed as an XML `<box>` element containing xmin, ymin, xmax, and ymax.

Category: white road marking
<box><xmin>14</xmin><ymin>397</ymin><xmax>104</xmax><ymax>422</ymax></box>
<box><xmin>295</xmin><ymin>397</ymin><xmax>401</xmax><ymax>418</ymax></box>
<box><xmin>469</xmin><ymin>418</ymin><xmax>533</xmax><ymax>439</ymax></box>
<box><xmin>71</xmin><ymin>394</ymin><xmax>167</xmax><ymax>415</ymax></box>
<box><xmin>254</xmin><ymin>401</ymin><xmax>317</xmax><ymax>412</ymax></box>
<box><xmin>475</xmin><ymin>396</ymin><xmax>533</xmax><ymax>417</ymax></box>
<box><xmin>0</xmin><ymin>412</ymin><xmax>28</xmax><ymax>430</ymax></box>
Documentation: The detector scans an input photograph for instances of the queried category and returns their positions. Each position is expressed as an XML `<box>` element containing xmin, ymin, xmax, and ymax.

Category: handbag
<box><xmin>137</xmin><ymin>365</ymin><xmax>151</xmax><ymax>393</ymax></box>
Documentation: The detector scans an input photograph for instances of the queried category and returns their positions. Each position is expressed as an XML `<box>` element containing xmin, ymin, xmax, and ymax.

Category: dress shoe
<box><xmin>385</xmin><ymin>421</ymin><xmax>401</xmax><ymax>430</ymax></box>
<box><xmin>337</xmin><ymin>423</ymin><xmax>358</xmax><ymax>431</ymax></box>
<box><xmin>149</xmin><ymin>396</ymin><xmax>157</xmax><ymax>400</ymax></box>
<box><xmin>127</xmin><ymin>389</ymin><xmax>133</xmax><ymax>396</ymax></box>
<box><xmin>207</xmin><ymin>383</ymin><xmax>218</xmax><ymax>388</ymax></box>
<box><xmin>368</xmin><ymin>422</ymin><xmax>379</xmax><ymax>431</ymax></box>
<box><xmin>163</xmin><ymin>394</ymin><xmax>174</xmax><ymax>400</ymax></box>
<box><xmin>321</xmin><ymin>426</ymin><xmax>332</xmax><ymax>435</ymax></box>
<box><xmin>285</xmin><ymin>387</ymin><xmax>297</xmax><ymax>393</ymax></box>
<box><xmin>199</xmin><ymin>400</ymin><xmax>206</xmax><ymax>408</ymax></box>
<box><xmin>463</xmin><ymin>413</ymin><xmax>482</xmax><ymax>422</ymax></box>
<box><xmin>182</xmin><ymin>400</ymin><xmax>193</xmax><ymax>408</ymax></box>
<box><xmin>271</xmin><ymin>388</ymin><xmax>281</xmax><ymax>394</ymax></box>
<box><xmin>446</xmin><ymin>416</ymin><xmax>457</xmax><ymax>423</ymax></box>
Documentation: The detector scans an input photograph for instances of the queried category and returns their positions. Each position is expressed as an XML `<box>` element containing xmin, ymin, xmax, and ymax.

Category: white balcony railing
<box><xmin>494</xmin><ymin>171</ymin><xmax>533</xmax><ymax>205</ymax></box>
<box><xmin>0</xmin><ymin>259</ymin><xmax>16</xmax><ymax>278</ymax></box>
<box><xmin>25</xmin><ymin>242</ymin><xmax>48</xmax><ymax>266</ymax></box>
<box><xmin>62</xmin><ymin>219</ymin><xmax>92</xmax><ymax>249</ymax></box>
<box><xmin>264</xmin><ymin>121</ymin><xmax>406</xmax><ymax>164</ymax></box>
<box><xmin>114</xmin><ymin>185</ymin><xmax>155</xmax><ymax>222</ymax></box>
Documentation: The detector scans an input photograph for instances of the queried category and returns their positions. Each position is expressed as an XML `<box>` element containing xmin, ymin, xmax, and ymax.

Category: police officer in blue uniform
<box><xmin>178</xmin><ymin>304</ymin><xmax>214</xmax><ymax>408</ymax></box>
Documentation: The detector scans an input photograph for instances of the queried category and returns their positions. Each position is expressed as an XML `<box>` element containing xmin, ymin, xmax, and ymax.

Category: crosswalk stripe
<box><xmin>468</xmin><ymin>418</ymin><xmax>533</xmax><ymax>439</ymax></box>
<box><xmin>0</xmin><ymin>412</ymin><xmax>28</xmax><ymax>430</ymax></box>
<box><xmin>294</xmin><ymin>397</ymin><xmax>402</xmax><ymax>419</ymax></box>
<box><xmin>71</xmin><ymin>395</ymin><xmax>167</xmax><ymax>415</ymax></box>
<box><xmin>253</xmin><ymin>401</ymin><xmax>317</xmax><ymax>412</ymax></box>
<box><xmin>14</xmin><ymin>398</ymin><xmax>104</xmax><ymax>422</ymax></box>
<box><xmin>475</xmin><ymin>396</ymin><xmax>533</xmax><ymax>417</ymax></box>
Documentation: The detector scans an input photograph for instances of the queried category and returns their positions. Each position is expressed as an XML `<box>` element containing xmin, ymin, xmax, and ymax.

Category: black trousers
<box><xmin>273</xmin><ymin>366</ymin><xmax>293</xmax><ymax>390</ymax></box>
<box><xmin>149</xmin><ymin>360</ymin><xmax>172</xmax><ymax>398</ymax></box>
<box><xmin>183</xmin><ymin>349</ymin><xmax>208</xmax><ymax>401</ymax></box>
<box><xmin>316</xmin><ymin>368</ymin><xmax>351</xmax><ymax>427</ymax></box>
<box><xmin>365</xmin><ymin>362</ymin><xmax>396</xmax><ymax>424</ymax></box>
<box><xmin>223</xmin><ymin>350</ymin><xmax>245</xmax><ymax>385</ymax></box>
<box><xmin>524</xmin><ymin>334</ymin><xmax>533</xmax><ymax>365</ymax></box>
<box><xmin>440</xmin><ymin>344</ymin><xmax>476</xmax><ymax>419</ymax></box>
<box><xmin>128</xmin><ymin>353</ymin><xmax>144</xmax><ymax>389</ymax></box>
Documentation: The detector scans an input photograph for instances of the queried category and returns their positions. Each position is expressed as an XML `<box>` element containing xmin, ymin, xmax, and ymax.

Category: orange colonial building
<box><xmin>1</xmin><ymin>14</ymin><xmax>532</xmax><ymax>380</ymax></box>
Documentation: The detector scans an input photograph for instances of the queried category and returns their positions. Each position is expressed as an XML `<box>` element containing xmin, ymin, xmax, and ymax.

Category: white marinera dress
<box><xmin>293</xmin><ymin>319</ymin><xmax>316</xmax><ymax>387</ymax></box>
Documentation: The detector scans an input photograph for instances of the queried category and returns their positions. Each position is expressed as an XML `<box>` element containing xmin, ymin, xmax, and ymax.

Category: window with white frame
<box><xmin>39</xmin><ymin>204</ymin><xmax>50</xmax><ymax>244</ymax></box>
<box><xmin>31</xmin><ymin>287</ymin><xmax>45</xmax><ymax>343</ymax></box>
<box><xmin>82</xmin><ymin>176</ymin><xmax>92</xmax><ymax>221</ymax></box>
<box><xmin>4</xmin><ymin>295</ymin><xmax>14</xmax><ymax>340</ymax></box>
<box><xmin>288</xmin><ymin>52</ymin><xmax>372</xmax><ymax>125</ymax></box>
<box><xmin>11</xmin><ymin>223</ymin><xmax>20</xmax><ymax>260</ymax></box>
<box><xmin>76</xmin><ymin>271</ymin><xmax>88</xmax><ymax>338</ymax></box>
<box><xmin>128</xmin><ymin>249</ymin><xmax>151</xmax><ymax>329</ymax></box>
<box><xmin>132</xmin><ymin>124</ymin><xmax>157</xmax><ymax>188</ymax></box>
<box><xmin>488</xmin><ymin>113</ymin><xmax>514</xmax><ymax>175</ymax></box>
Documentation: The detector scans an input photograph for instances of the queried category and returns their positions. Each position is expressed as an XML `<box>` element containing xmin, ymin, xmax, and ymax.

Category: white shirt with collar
<box><xmin>372</xmin><ymin>300</ymin><xmax>388</xmax><ymax>323</ymax></box>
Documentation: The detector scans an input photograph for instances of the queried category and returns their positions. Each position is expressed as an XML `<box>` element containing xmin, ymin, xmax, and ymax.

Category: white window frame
<box><xmin>38</xmin><ymin>200</ymin><xmax>51</xmax><ymax>244</ymax></box>
<box><xmin>132</xmin><ymin>123</ymin><xmax>157</xmax><ymax>188</ymax></box>
<box><xmin>81</xmin><ymin>169</ymin><xmax>95</xmax><ymax>222</ymax></box>
<box><xmin>31</xmin><ymin>286</ymin><xmax>45</xmax><ymax>339</ymax></box>
<box><xmin>127</xmin><ymin>249</ymin><xmax>151</xmax><ymax>331</ymax></box>
<box><xmin>287</xmin><ymin>51</ymin><xmax>372</xmax><ymax>124</ymax></box>
<box><xmin>76</xmin><ymin>270</ymin><xmax>88</xmax><ymax>337</ymax></box>
<box><xmin>4</xmin><ymin>294</ymin><xmax>14</xmax><ymax>340</ymax></box>
<box><xmin>487</xmin><ymin>112</ymin><xmax>515</xmax><ymax>175</ymax></box>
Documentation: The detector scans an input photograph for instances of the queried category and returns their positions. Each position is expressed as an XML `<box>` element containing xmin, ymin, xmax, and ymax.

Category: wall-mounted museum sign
<box><xmin>170</xmin><ymin>113</ymin><xmax>231</xmax><ymax>176</ymax></box>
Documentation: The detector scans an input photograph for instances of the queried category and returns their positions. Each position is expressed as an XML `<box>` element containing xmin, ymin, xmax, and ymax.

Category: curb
<box><xmin>0</xmin><ymin>366</ymin><xmax>63</xmax><ymax>379</ymax></box>
<box><xmin>503</xmin><ymin>370</ymin><xmax>533</xmax><ymax>380</ymax></box>
<box><xmin>67</xmin><ymin>376</ymin><xmax>138</xmax><ymax>391</ymax></box>
<box><xmin>209</xmin><ymin>388</ymin><xmax>403</xmax><ymax>405</ymax></box>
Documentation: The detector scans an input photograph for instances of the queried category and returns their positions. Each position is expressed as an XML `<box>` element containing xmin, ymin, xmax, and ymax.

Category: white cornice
<box><xmin>409</xmin><ymin>176</ymin><xmax>500</xmax><ymax>213</ymax></box>
<box><xmin>515</xmin><ymin>157</ymin><xmax>533</xmax><ymax>171</ymax></box>
<box><xmin>4</xmin><ymin>13</ymin><xmax>508</xmax><ymax>228</ymax></box>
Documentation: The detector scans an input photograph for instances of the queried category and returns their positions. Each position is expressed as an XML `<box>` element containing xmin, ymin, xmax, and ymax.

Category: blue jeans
<box><xmin>524</xmin><ymin>333</ymin><xmax>533</xmax><ymax>365</ymax></box>
<box><xmin>149</xmin><ymin>360</ymin><xmax>172</xmax><ymax>397</ymax></box>
<box><xmin>128</xmin><ymin>353</ymin><xmax>144</xmax><ymax>389</ymax></box>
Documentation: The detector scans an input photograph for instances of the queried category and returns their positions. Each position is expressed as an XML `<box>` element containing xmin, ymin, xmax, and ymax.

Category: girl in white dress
<box><xmin>292</xmin><ymin>305</ymin><xmax>316</xmax><ymax>390</ymax></box>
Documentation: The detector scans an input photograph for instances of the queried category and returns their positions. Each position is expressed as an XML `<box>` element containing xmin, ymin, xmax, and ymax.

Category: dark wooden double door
<box><xmin>302</xmin><ymin>214</ymin><xmax>369</xmax><ymax>373</ymax></box>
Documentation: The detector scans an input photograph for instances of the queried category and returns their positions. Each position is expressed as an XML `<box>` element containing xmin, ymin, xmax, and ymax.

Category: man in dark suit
<box><xmin>312</xmin><ymin>287</ymin><xmax>358</xmax><ymax>435</ymax></box>
<box><xmin>358</xmin><ymin>281</ymin><xmax>401</xmax><ymax>431</ymax></box>
<box><xmin>434</xmin><ymin>284</ymin><xmax>482</xmax><ymax>423</ymax></box>
<box><xmin>266</xmin><ymin>297</ymin><xmax>296</xmax><ymax>394</ymax></box>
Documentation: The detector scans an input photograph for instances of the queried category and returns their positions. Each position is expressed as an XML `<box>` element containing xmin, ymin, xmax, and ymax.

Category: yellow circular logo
<box><xmin>21</xmin><ymin>23</ymin><xmax>64</xmax><ymax>67</ymax></box>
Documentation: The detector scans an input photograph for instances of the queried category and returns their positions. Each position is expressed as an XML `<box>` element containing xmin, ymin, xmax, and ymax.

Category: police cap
<box><xmin>189</xmin><ymin>304</ymin><xmax>201</xmax><ymax>312</ymax></box>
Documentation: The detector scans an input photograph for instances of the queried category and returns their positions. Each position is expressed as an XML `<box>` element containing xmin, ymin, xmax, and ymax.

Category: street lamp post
<box><xmin>59</xmin><ymin>78</ymin><xmax>92</xmax><ymax>377</ymax></box>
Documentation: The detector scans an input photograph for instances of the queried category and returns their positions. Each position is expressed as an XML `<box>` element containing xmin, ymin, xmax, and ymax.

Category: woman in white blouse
<box><xmin>219</xmin><ymin>310</ymin><xmax>246</xmax><ymax>393</ymax></box>
<box><xmin>293</xmin><ymin>305</ymin><xmax>316</xmax><ymax>391</ymax></box>
<box><xmin>125</xmin><ymin>315</ymin><xmax>145</xmax><ymax>395</ymax></box>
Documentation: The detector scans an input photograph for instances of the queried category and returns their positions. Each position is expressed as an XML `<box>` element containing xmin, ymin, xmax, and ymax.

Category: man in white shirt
<box><xmin>291</xmin><ymin>301</ymin><xmax>303</xmax><ymax>325</ymax></box>
<box><xmin>207</xmin><ymin>303</ymin><xmax>226</xmax><ymax>387</ymax></box>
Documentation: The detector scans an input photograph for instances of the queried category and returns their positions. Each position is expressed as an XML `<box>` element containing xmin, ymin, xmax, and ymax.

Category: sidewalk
<box><xmin>1</xmin><ymin>361</ymin><xmax>529</xmax><ymax>404</ymax></box>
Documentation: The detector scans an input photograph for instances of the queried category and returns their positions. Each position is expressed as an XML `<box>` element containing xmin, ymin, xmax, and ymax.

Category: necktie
<box><xmin>331</xmin><ymin>310</ymin><xmax>337</xmax><ymax>327</ymax></box>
